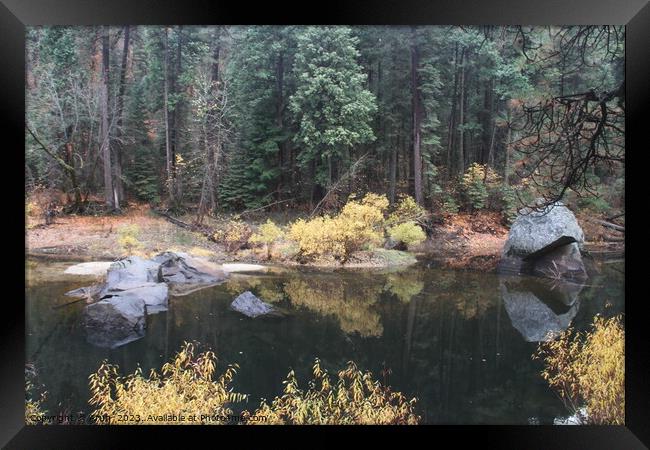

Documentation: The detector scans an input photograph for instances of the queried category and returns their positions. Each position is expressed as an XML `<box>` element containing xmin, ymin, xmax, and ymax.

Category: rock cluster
<box><xmin>65</xmin><ymin>252</ymin><xmax>228</xmax><ymax>349</ymax></box>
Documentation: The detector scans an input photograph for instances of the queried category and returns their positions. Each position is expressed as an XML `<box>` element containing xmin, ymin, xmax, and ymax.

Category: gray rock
<box><xmin>230</xmin><ymin>291</ymin><xmax>278</xmax><ymax>318</ymax></box>
<box><xmin>83</xmin><ymin>296</ymin><xmax>146</xmax><ymax>348</ymax></box>
<box><xmin>503</xmin><ymin>202</ymin><xmax>584</xmax><ymax>257</ymax></box>
<box><xmin>500</xmin><ymin>276</ymin><xmax>583</xmax><ymax>342</ymax></box>
<box><xmin>153</xmin><ymin>252</ymin><xmax>228</xmax><ymax>286</ymax></box>
<box><xmin>554</xmin><ymin>407</ymin><xmax>588</xmax><ymax>425</ymax></box>
<box><xmin>103</xmin><ymin>282</ymin><xmax>169</xmax><ymax>313</ymax></box>
<box><xmin>499</xmin><ymin>202</ymin><xmax>587</xmax><ymax>281</ymax></box>
<box><xmin>65</xmin><ymin>284</ymin><xmax>103</xmax><ymax>299</ymax></box>
<box><xmin>75</xmin><ymin>252</ymin><xmax>232</xmax><ymax>348</ymax></box>
<box><xmin>106</xmin><ymin>256</ymin><xmax>161</xmax><ymax>285</ymax></box>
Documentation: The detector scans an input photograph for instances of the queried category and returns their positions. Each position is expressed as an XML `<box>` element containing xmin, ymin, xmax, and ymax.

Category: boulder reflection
<box><xmin>500</xmin><ymin>276</ymin><xmax>584</xmax><ymax>342</ymax></box>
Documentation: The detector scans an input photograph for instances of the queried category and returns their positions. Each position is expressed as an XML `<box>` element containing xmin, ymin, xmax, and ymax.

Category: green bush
<box><xmin>461</xmin><ymin>163</ymin><xmax>501</xmax><ymax>211</ymax></box>
<box><xmin>499</xmin><ymin>185</ymin><xmax>518</xmax><ymax>225</ymax></box>
<box><xmin>441</xmin><ymin>195</ymin><xmax>460</xmax><ymax>215</ymax></box>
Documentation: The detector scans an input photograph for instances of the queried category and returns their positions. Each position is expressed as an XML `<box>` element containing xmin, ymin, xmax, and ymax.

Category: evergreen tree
<box><xmin>289</xmin><ymin>26</ymin><xmax>377</xmax><ymax>201</ymax></box>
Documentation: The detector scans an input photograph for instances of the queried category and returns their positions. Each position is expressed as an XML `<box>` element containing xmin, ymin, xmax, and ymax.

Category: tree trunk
<box><xmin>504</xmin><ymin>123</ymin><xmax>512</xmax><ymax>186</ymax></box>
<box><xmin>410</xmin><ymin>27</ymin><xmax>424</xmax><ymax>206</ymax></box>
<box><xmin>389</xmin><ymin>140</ymin><xmax>397</xmax><ymax>204</ymax></box>
<box><xmin>100</xmin><ymin>26</ymin><xmax>114</xmax><ymax>210</ymax></box>
<box><xmin>481</xmin><ymin>78</ymin><xmax>494</xmax><ymax>164</ymax></box>
<box><xmin>446</xmin><ymin>43</ymin><xmax>459</xmax><ymax>178</ymax></box>
<box><xmin>457</xmin><ymin>47</ymin><xmax>466</xmax><ymax>176</ymax></box>
<box><xmin>113</xmin><ymin>25</ymin><xmax>130</xmax><ymax>207</ymax></box>
<box><xmin>276</xmin><ymin>50</ymin><xmax>286</xmax><ymax>201</ymax></box>
<box><xmin>172</xmin><ymin>26</ymin><xmax>183</xmax><ymax>201</ymax></box>
<box><xmin>162</xmin><ymin>27</ymin><xmax>174</xmax><ymax>204</ymax></box>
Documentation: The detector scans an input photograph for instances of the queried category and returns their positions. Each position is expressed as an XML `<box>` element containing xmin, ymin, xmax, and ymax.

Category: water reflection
<box><xmin>500</xmin><ymin>276</ymin><xmax>583</xmax><ymax>342</ymax></box>
<box><xmin>25</xmin><ymin>260</ymin><xmax>624</xmax><ymax>424</ymax></box>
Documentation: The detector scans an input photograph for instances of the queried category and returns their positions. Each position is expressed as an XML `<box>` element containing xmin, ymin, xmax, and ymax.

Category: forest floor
<box><xmin>25</xmin><ymin>201</ymin><xmax>622</xmax><ymax>271</ymax></box>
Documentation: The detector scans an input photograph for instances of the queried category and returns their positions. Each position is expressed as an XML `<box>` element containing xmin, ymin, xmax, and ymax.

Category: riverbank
<box><xmin>26</xmin><ymin>202</ymin><xmax>622</xmax><ymax>271</ymax></box>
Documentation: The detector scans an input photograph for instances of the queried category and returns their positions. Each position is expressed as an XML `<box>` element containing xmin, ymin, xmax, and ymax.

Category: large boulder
<box><xmin>83</xmin><ymin>296</ymin><xmax>147</xmax><ymax>348</ymax></box>
<box><xmin>103</xmin><ymin>282</ymin><xmax>169</xmax><ymax>313</ymax></box>
<box><xmin>499</xmin><ymin>202</ymin><xmax>587</xmax><ymax>281</ymax></box>
<box><xmin>500</xmin><ymin>276</ymin><xmax>583</xmax><ymax>342</ymax></box>
<box><xmin>105</xmin><ymin>256</ymin><xmax>161</xmax><ymax>285</ymax></box>
<box><xmin>230</xmin><ymin>291</ymin><xmax>279</xmax><ymax>318</ymax></box>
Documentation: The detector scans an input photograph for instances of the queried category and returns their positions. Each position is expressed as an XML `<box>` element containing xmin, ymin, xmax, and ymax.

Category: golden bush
<box><xmin>288</xmin><ymin>193</ymin><xmax>389</xmax><ymax>263</ymax></box>
<box><xmin>88</xmin><ymin>342</ymin><xmax>247</xmax><ymax>425</ymax></box>
<box><xmin>25</xmin><ymin>371</ymin><xmax>47</xmax><ymax>425</ymax></box>
<box><xmin>212</xmin><ymin>220</ymin><xmax>253</xmax><ymax>252</ymax></box>
<box><xmin>117</xmin><ymin>224</ymin><xmax>144</xmax><ymax>254</ymax></box>
<box><xmin>533</xmin><ymin>314</ymin><xmax>624</xmax><ymax>424</ymax></box>
<box><xmin>249</xmin><ymin>220</ymin><xmax>285</xmax><ymax>259</ymax></box>
<box><xmin>248</xmin><ymin>358</ymin><xmax>420</xmax><ymax>425</ymax></box>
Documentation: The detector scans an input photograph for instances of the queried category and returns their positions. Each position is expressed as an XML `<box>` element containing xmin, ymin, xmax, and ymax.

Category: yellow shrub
<box><xmin>388</xmin><ymin>222</ymin><xmax>426</xmax><ymax>248</ymax></box>
<box><xmin>88</xmin><ymin>342</ymin><xmax>247</xmax><ymax>425</ymax></box>
<box><xmin>462</xmin><ymin>163</ymin><xmax>501</xmax><ymax>187</ymax></box>
<box><xmin>248</xmin><ymin>358</ymin><xmax>420</xmax><ymax>425</ymax></box>
<box><xmin>25</xmin><ymin>371</ymin><xmax>47</xmax><ymax>425</ymax></box>
<box><xmin>249</xmin><ymin>220</ymin><xmax>285</xmax><ymax>259</ymax></box>
<box><xmin>288</xmin><ymin>193</ymin><xmax>389</xmax><ymax>263</ymax></box>
<box><xmin>212</xmin><ymin>220</ymin><xmax>252</xmax><ymax>253</ymax></box>
<box><xmin>533</xmin><ymin>314</ymin><xmax>624</xmax><ymax>424</ymax></box>
<box><xmin>117</xmin><ymin>224</ymin><xmax>143</xmax><ymax>254</ymax></box>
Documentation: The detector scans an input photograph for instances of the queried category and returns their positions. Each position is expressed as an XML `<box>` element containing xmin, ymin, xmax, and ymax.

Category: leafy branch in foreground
<box><xmin>88</xmin><ymin>342</ymin><xmax>246</xmax><ymax>424</ymax></box>
<box><xmin>248</xmin><ymin>358</ymin><xmax>420</xmax><ymax>425</ymax></box>
<box><xmin>87</xmin><ymin>343</ymin><xmax>419</xmax><ymax>425</ymax></box>
<box><xmin>533</xmin><ymin>314</ymin><xmax>624</xmax><ymax>424</ymax></box>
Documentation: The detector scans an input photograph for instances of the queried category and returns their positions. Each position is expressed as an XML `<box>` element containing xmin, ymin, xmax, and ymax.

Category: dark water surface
<box><xmin>25</xmin><ymin>259</ymin><xmax>624</xmax><ymax>424</ymax></box>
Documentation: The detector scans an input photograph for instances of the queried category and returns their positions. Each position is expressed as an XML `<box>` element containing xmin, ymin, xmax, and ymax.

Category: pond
<box><xmin>25</xmin><ymin>258</ymin><xmax>624</xmax><ymax>424</ymax></box>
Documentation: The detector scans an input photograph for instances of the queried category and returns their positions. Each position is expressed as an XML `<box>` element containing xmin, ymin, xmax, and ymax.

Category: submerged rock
<box><xmin>230</xmin><ymin>291</ymin><xmax>279</xmax><ymax>318</ymax></box>
<box><xmin>499</xmin><ymin>202</ymin><xmax>587</xmax><ymax>281</ymax></box>
<box><xmin>83</xmin><ymin>296</ymin><xmax>146</xmax><ymax>348</ymax></box>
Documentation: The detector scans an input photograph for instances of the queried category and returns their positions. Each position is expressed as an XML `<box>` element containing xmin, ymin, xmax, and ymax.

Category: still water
<box><xmin>25</xmin><ymin>259</ymin><xmax>624</xmax><ymax>424</ymax></box>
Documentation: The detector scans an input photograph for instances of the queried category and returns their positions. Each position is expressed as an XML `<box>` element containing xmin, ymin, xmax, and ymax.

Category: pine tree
<box><xmin>289</xmin><ymin>26</ymin><xmax>377</xmax><ymax>201</ymax></box>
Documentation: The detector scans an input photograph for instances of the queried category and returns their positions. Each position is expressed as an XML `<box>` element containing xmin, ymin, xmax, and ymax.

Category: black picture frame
<box><xmin>3</xmin><ymin>0</ymin><xmax>646</xmax><ymax>447</ymax></box>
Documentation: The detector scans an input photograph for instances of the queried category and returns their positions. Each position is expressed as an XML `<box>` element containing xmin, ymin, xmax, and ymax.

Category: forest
<box><xmin>24</xmin><ymin>25</ymin><xmax>626</xmax><ymax>427</ymax></box>
<box><xmin>25</xmin><ymin>25</ymin><xmax>625</xmax><ymax>223</ymax></box>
